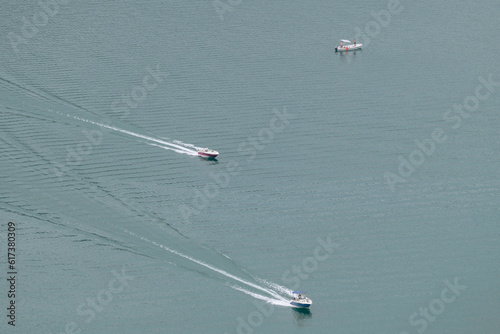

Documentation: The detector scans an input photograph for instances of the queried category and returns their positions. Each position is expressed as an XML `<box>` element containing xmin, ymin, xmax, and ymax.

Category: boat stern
<box><xmin>198</xmin><ymin>148</ymin><xmax>219</xmax><ymax>158</ymax></box>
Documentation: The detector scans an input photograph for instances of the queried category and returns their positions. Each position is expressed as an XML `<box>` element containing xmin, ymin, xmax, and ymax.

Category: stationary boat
<box><xmin>335</xmin><ymin>39</ymin><xmax>362</xmax><ymax>52</ymax></box>
<box><xmin>198</xmin><ymin>147</ymin><xmax>219</xmax><ymax>158</ymax></box>
<box><xmin>290</xmin><ymin>291</ymin><xmax>313</xmax><ymax>308</ymax></box>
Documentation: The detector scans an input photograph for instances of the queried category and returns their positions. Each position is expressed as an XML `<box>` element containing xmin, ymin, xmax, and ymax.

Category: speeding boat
<box><xmin>290</xmin><ymin>291</ymin><xmax>312</xmax><ymax>308</ymax></box>
<box><xmin>335</xmin><ymin>39</ymin><xmax>362</xmax><ymax>52</ymax></box>
<box><xmin>198</xmin><ymin>147</ymin><xmax>219</xmax><ymax>158</ymax></box>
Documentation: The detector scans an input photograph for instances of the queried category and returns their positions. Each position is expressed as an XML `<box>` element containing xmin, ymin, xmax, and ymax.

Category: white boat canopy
<box><xmin>340</xmin><ymin>39</ymin><xmax>351</xmax><ymax>43</ymax></box>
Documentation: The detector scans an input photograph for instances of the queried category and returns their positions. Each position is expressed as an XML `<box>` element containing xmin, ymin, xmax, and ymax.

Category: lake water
<box><xmin>1</xmin><ymin>1</ymin><xmax>499</xmax><ymax>333</ymax></box>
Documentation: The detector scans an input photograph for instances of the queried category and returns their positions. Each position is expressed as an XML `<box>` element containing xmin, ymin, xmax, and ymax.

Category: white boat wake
<box><xmin>173</xmin><ymin>140</ymin><xmax>201</xmax><ymax>150</ymax></box>
<box><xmin>125</xmin><ymin>230</ymin><xmax>293</xmax><ymax>307</ymax></box>
<box><xmin>147</xmin><ymin>143</ymin><xmax>197</xmax><ymax>155</ymax></box>
<box><xmin>62</xmin><ymin>113</ymin><xmax>199</xmax><ymax>156</ymax></box>
<box><xmin>230</xmin><ymin>285</ymin><xmax>292</xmax><ymax>307</ymax></box>
<box><xmin>57</xmin><ymin>113</ymin><xmax>287</xmax><ymax>303</ymax></box>
<box><xmin>258</xmin><ymin>279</ymin><xmax>294</xmax><ymax>297</ymax></box>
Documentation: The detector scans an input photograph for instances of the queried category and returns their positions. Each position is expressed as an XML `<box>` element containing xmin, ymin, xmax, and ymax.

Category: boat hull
<box><xmin>290</xmin><ymin>301</ymin><xmax>311</xmax><ymax>308</ymax></box>
<box><xmin>198</xmin><ymin>151</ymin><xmax>219</xmax><ymax>158</ymax></box>
<box><xmin>335</xmin><ymin>43</ymin><xmax>362</xmax><ymax>52</ymax></box>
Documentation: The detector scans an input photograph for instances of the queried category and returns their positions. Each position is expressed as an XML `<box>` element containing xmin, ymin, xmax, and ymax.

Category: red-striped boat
<box><xmin>198</xmin><ymin>148</ymin><xmax>219</xmax><ymax>158</ymax></box>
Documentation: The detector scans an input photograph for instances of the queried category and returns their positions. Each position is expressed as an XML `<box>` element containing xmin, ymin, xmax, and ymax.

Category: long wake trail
<box><xmin>125</xmin><ymin>230</ymin><xmax>293</xmax><ymax>306</ymax></box>
<box><xmin>61</xmin><ymin>112</ymin><xmax>199</xmax><ymax>156</ymax></box>
<box><xmin>54</xmin><ymin>113</ymin><xmax>293</xmax><ymax>305</ymax></box>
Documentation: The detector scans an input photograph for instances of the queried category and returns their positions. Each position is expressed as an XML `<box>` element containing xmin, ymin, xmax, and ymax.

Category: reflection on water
<box><xmin>291</xmin><ymin>307</ymin><xmax>312</xmax><ymax>327</ymax></box>
<box><xmin>199</xmin><ymin>157</ymin><xmax>219</xmax><ymax>164</ymax></box>
<box><xmin>338</xmin><ymin>50</ymin><xmax>360</xmax><ymax>63</ymax></box>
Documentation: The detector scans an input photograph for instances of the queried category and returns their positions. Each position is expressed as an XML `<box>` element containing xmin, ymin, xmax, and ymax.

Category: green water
<box><xmin>1</xmin><ymin>1</ymin><xmax>499</xmax><ymax>333</ymax></box>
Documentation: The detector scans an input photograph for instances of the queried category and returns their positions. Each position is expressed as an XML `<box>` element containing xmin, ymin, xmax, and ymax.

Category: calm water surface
<box><xmin>0</xmin><ymin>1</ymin><xmax>499</xmax><ymax>333</ymax></box>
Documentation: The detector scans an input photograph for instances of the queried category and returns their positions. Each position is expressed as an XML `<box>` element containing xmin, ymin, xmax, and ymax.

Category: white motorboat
<box><xmin>198</xmin><ymin>147</ymin><xmax>219</xmax><ymax>158</ymax></box>
<box><xmin>335</xmin><ymin>39</ymin><xmax>362</xmax><ymax>52</ymax></box>
<box><xmin>290</xmin><ymin>291</ymin><xmax>312</xmax><ymax>308</ymax></box>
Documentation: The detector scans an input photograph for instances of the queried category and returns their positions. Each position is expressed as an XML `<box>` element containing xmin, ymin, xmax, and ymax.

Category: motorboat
<box><xmin>335</xmin><ymin>39</ymin><xmax>362</xmax><ymax>52</ymax></box>
<box><xmin>198</xmin><ymin>147</ymin><xmax>219</xmax><ymax>158</ymax></box>
<box><xmin>290</xmin><ymin>291</ymin><xmax>312</xmax><ymax>308</ymax></box>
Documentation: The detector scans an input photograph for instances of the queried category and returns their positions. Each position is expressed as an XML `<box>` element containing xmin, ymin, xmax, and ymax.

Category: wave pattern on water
<box><xmin>125</xmin><ymin>230</ymin><xmax>293</xmax><ymax>307</ymax></box>
<box><xmin>68</xmin><ymin>114</ymin><xmax>199</xmax><ymax>156</ymax></box>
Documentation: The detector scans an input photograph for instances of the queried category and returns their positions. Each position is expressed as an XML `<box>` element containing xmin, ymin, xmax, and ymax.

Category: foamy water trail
<box><xmin>65</xmin><ymin>113</ymin><xmax>199</xmax><ymax>156</ymax></box>
<box><xmin>173</xmin><ymin>140</ymin><xmax>201</xmax><ymax>150</ymax></box>
<box><xmin>125</xmin><ymin>230</ymin><xmax>286</xmax><ymax>301</ymax></box>
<box><xmin>258</xmin><ymin>279</ymin><xmax>294</xmax><ymax>296</ymax></box>
<box><xmin>147</xmin><ymin>143</ymin><xmax>198</xmax><ymax>156</ymax></box>
<box><xmin>230</xmin><ymin>285</ymin><xmax>291</xmax><ymax>307</ymax></box>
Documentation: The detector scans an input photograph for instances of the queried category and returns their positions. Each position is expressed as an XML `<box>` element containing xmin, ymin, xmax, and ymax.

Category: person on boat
<box><xmin>354</xmin><ymin>39</ymin><xmax>356</xmax><ymax>46</ymax></box>
<box><xmin>340</xmin><ymin>41</ymin><xmax>343</xmax><ymax>47</ymax></box>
